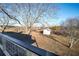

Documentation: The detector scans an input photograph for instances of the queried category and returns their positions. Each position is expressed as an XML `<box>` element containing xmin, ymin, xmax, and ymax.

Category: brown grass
<box><xmin>31</xmin><ymin>31</ymin><xmax>79</xmax><ymax>56</ymax></box>
<box><xmin>1</xmin><ymin>27</ymin><xmax>79</xmax><ymax>56</ymax></box>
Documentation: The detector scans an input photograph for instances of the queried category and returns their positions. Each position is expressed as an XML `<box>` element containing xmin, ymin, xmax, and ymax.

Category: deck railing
<box><xmin>0</xmin><ymin>33</ymin><xmax>58</xmax><ymax>56</ymax></box>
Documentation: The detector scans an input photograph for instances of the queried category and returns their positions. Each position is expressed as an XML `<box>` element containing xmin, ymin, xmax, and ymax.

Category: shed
<box><xmin>43</xmin><ymin>28</ymin><xmax>51</xmax><ymax>35</ymax></box>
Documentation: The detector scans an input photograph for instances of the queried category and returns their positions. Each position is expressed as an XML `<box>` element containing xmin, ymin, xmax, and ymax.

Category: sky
<box><xmin>48</xmin><ymin>3</ymin><xmax>79</xmax><ymax>26</ymax></box>
<box><xmin>0</xmin><ymin>3</ymin><xmax>79</xmax><ymax>26</ymax></box>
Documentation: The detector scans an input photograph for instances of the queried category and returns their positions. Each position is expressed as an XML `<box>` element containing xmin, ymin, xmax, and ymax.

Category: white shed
<box><xmin>43</xmin><ymin>28</ymin><xmax>51</xmax><ymax>35</ymax></box>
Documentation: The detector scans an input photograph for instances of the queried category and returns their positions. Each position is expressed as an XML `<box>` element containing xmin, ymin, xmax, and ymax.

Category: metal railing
<box><xmin>0</xmin><ymin>33</ymin><xmax>58</xmax><ymax>56</ymax></box>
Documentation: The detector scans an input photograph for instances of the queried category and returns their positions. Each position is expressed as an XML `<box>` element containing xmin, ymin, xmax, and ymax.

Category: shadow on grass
<box><xmin>47</xmin><ymin>35</ymin><xmax>69</xmax><ymax>48</ymax></box>
<box><xmin>2</xmin><ymin>32</ymin><xmax>35</xmax><ymax>45</ymax></box>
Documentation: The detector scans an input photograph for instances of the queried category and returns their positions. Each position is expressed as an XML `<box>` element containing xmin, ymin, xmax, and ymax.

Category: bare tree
<box><xmin>0</xmin><ymin>12</ymin><xmax>19</xmax><ymax>32</ymax></box>
<box><xmin>62</xmin><ymin>17</ymin><xmax>79</xmax><ymax>48</ymax></box>
<box><xmin>0</xmin><ymin>4</ymin><xmax>22</xmax><ymax>24</ymax></box>
<box><xmin>0</xmin><ymin>4</ymin><xmax>22</xmax><ymax>32</ymax></box>
<box><xmin>5</xmin><ymin>3</ymin><xmax>58</xmax><ymax>34</ymax></box>
<box><xmin>0</xmin><ymin>14</ymin><xmax>9</xmax><ymax>32</ymax></box>
<box><xmin>0</xmin><ymin>3</ymin><xmax>58</xmax><ymax>34</ymax></box>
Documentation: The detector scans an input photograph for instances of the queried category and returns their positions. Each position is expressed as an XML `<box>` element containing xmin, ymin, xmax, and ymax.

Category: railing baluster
<box><xmin>2</xmin><ymin>38</ymin><xmax>6</xmax><ymax>52</ymax></box>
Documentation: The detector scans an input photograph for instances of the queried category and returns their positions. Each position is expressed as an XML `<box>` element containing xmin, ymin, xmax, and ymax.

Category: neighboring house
<box><xmin>43</xmin><ymin>28</ymin><xmax>51</xmax><ymax>35</ymax></box>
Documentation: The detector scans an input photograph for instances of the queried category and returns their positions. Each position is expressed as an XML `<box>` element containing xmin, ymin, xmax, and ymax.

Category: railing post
<box><xmin>1</xmin><ymin>37</ymin><xmax>10</xmax><ymax>56</ymax></box>
<box><xmin>0</xmin><ymin>37</ymin><xmax>3</xmax><ymax>50</ymax></box>
<box><xmin>2</xmin><ymin>37</ymin><xmax>6</xmax><ymax>51</ymax></box>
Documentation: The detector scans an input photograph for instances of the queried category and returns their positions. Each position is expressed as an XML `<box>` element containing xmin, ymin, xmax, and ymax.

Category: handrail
<box><xmin>0</xmin><ymin>33</ymin><xmax>58</xmax><ymax>56</ymax></box>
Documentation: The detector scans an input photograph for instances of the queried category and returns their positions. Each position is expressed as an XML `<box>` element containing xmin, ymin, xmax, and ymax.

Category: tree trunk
<box><xmin>69</xmin><ymin>40</ymin><xmax>74</xmax><ymax>48</ymax></box>
<box><xmin>28</xmin><ymin>28</ymin><xmax>32</xmax><ymax>35</ymax></box>
<box><xmin>69</xmin><ymin>43</ymin><xmax>73</xmax><ymax>48</ymax></box>
<box><xmin>24</xmin><ymin>26</ymin><xmax>32</xmax><ymax>35</ymax></box>
<box><xmin>2</xmin><ymin>25</ymin><xmax>7</xmax><ymax>33</ymax></box>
